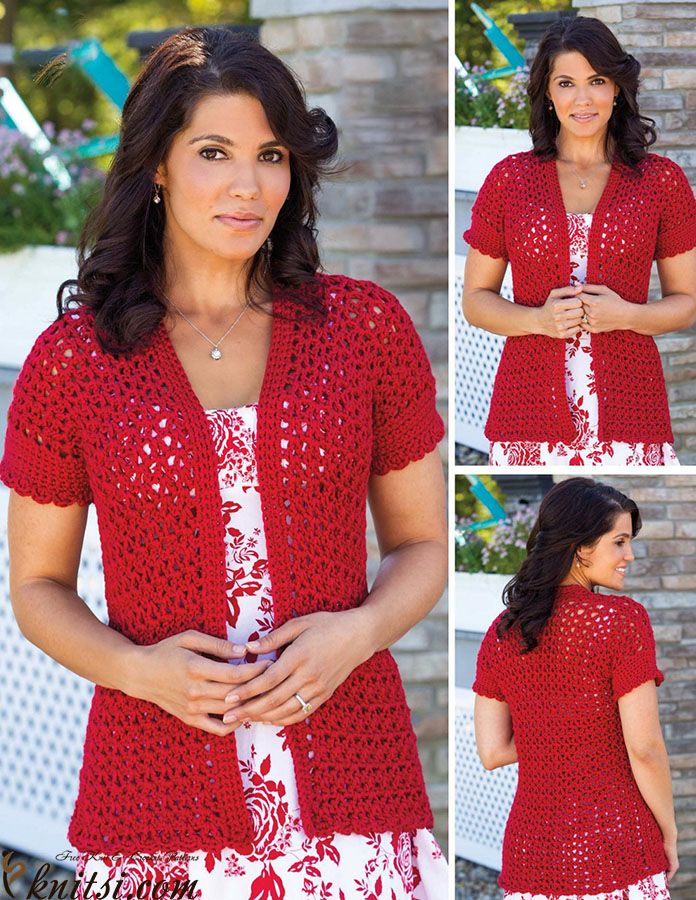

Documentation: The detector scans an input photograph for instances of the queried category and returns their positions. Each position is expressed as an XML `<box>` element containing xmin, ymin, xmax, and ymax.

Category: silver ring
<box><xmin>294</xmin><ymin>692</ymin><xmax>312</xmax><ymax>715</ymax></box>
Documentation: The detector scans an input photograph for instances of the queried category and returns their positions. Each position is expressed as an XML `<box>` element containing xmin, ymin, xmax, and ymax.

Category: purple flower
<box><xmin>55</xmin><ymin>230</ymin><xmax>69</xmax><ymax>245</ymax></box>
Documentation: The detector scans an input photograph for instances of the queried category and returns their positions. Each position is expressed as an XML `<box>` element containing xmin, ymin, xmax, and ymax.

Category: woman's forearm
<box><xmin>12</xmin><ymin>578</ymin><xmax>140</xmax><ymax>693</ymax></box>
<box><xmin>484</xmin><ymin>736</ymin><xmax>518</xmax><ymax>770</ymax></box>
<box><xmin>626</xmin><ymin>739</ymin><xmax>678</xmax><ymax>841</ymax></box>
<box><xmin>463</xmin><ymin>290</ymin><xmax>545</xmax><ymax>337</ymax></box>
<box><xmin>357</xmin><ymin>539</ymin><xmax>447</xmax><ymax>655</ymax></box>
<box><xmin>624</xmin><ymin>293</ymin><xmax>696</xmax><ymax>336</ymax></box>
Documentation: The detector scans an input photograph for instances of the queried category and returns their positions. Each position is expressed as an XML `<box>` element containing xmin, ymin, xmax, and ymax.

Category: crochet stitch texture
<box><xmin>0</xmin><ymin>273</ymin><xmax>445</xmax><ymax>853</ymax></box>
<box><xmin>473</xmin><ymin>583</ymin><xmax>668</xmax><ymax>894</ymax></box>
<box><xmin>464</xmin><ymin>150</ymin><xmax>696</xmax><ymax>444</ymax></box>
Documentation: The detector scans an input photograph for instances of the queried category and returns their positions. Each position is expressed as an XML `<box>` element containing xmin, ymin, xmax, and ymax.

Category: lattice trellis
<box><xmin>455</xmin><ymin>686</ymin><xmax>517</xmax><ymax>870</ymax></box>
<box><xmin>0</xmin><ymin>488</ymin><xmax>105</xmax><ymax>867</ymax></box>
<box><xmin>454</xmin><ymin>254</ymin><xmax>513</xmax><ymax>453</ymax></box>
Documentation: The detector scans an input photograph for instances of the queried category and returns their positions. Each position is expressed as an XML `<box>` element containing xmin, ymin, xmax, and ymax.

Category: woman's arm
<box><xmin>219</xmin><ymin>448</ymin><xmax>447</xmax><ymax>726</ymax></box>
<box><xmin>463</xmin><ymin>249</ymin><xmax>585</xmax><ymax>338</ymax></box>
<box><xmin>6</xmin><ymin>491</ymin><xmax>268</xmax><ymax>737</ymax></box>
<box><xmin>619</xmin><ymin>680</ymin><xmax>679</xmax><ymax>881</ymax></box>
<box><xmin>579</xmin><ymin>247</ymin><xmax>696</xmax><ymax>336</ymax></box>
<box><xmin>473</xmin><ymin>695</ymin><xmax>517</xmax><ymax>770</ymax></box>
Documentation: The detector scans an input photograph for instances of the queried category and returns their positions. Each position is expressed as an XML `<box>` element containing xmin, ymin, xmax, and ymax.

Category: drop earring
<box><xmin>153</xmin><ymin>183</ymin><xmax>162</xmax><ymax>204</ymax></box>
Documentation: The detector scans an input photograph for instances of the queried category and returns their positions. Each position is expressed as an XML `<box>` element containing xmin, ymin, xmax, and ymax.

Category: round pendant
<box><xmin>579</xmin><ymin>180</ymin><xmax>588</xmax><ymax>189</ymax></box>
<box><xmin>210</xmin><ymin>347</ymin><xmax>222</xmax><ymax>360</ymax></box>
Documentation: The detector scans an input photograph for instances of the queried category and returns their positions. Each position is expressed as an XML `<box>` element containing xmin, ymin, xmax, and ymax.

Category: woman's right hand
<box><xmin>126</xmin><ymin>630</ymin><xmax>274</xmax><ymax>736</ymax></box>
<box><xmin>663</xmin><ymin>835</ymin><xmax>679</xmax><ymax>882</ymax></box>
<box><xmin>533</xmin><ymin>286</ymin><xmax>585</xmax><ymax>339</ymax></box>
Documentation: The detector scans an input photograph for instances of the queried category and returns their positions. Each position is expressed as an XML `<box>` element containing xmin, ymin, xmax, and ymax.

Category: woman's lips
<box><xmin>571</xmin><ymin>113</ymin><xmax>598</xmax><ymax>122</ymax></box>
<box><xmin>216</xmin><ymin>215</ymin><xmax>263</xmax><ymax>231</ymax></box>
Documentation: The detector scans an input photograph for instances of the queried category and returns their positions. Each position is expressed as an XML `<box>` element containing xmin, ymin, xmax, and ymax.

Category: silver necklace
<box><xmin>170</xmin><ymin>299</ymin><xmax>250</xmax><ymax>360</ymax></box>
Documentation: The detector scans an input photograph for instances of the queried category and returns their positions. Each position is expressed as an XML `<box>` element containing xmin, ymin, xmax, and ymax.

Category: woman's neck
<box><xmin>556</xmin><ymin>129</ymin><xmax>612</xmax><ymax>169</ymax></box>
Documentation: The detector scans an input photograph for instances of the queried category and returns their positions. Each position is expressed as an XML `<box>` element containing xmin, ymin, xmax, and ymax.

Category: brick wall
<box><xmin>571</xmin><ymin>0</ymin><xmax>696</xmax><ymax>461</ymax></box>
<box><xmin>251</xmin><ymin>0</ymin><xmax>449</xmax><ymax>851</ymax></box>
<box><xmin>558</xmin><ymin>473</ymin><xmax>696</xmax><ymax>898</ymax></box>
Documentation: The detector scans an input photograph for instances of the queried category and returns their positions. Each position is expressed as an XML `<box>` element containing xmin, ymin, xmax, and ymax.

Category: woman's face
<box><xmin>155</xmin><ymin>92</ymin><xmax>291</xmax><ymax>266</ymax></box>
<box><xmin>575</xmin><ymin>511</ymin><xmax>635</xmax><ymax>590</ymax></box>
<box><xmin>547</xmin><ymin>50</ymin><xmax>619</xmax><ymax>144</ymax></box>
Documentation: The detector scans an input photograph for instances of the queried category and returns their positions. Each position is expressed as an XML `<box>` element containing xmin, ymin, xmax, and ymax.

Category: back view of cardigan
<box><xmin>464</xmin><ymin>150</ymin><xmax>696</xmax><ymax>444</ymax></box>
<box><xmin>473</xmin><ymin>583</ymin><xmax>667</xmax><ymax>895</ymax></box>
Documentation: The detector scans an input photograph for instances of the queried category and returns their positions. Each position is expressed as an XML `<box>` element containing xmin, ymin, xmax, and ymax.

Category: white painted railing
<box><xmin>0</xmin><ymin>486</ymin><xmax>104</xmax><ymax>867</ymax></box>
<box><xmin>454</xmin><ymin>254</ymin><xmax>511</xmax><ymax>453</ymax></box>
<box><xmin>454</xmin><ymin>686</ymin><xmax>517</xmax><ymax>870</ymax></box>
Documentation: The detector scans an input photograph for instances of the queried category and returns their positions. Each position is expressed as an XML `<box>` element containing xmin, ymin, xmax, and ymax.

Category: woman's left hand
<box><xmin>577</xmin><ymin>283</ymin><xmax>633</xmax><ymax>333</ymax></box>
<box><xmin>221</xmin><ymin>608</ymin><xmax>377</xmax><ymax>727</ymax></box>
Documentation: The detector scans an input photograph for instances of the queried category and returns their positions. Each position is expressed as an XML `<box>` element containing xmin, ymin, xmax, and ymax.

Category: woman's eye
<box><xmin>260</xmin><ymin>149</ymin><xmax>285</xmax><ymax>163</ymax></box>
<box><xmin>592</xmin><ymin>78</ymin><xmax>606</xmax><ymax>85</ymax></box>
<box><xmin>200</xmin><ymin>147</ymin><xmax>225</xmax><ymax>160</ymax></box>
<box><xmin>558</xmin><ymin>81</ymin><xmax>572</xmax><ymax>88</ymax></box>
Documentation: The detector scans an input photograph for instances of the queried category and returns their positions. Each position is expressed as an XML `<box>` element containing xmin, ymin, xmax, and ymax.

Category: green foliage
<box><xmin>0</xmin><ymin>123</ymin><xmax>105</xmax><ymax>252</ymax></box>
<box><xmin>455</xmin><ymin>505</ymin><xmax>537</xmax><ymax>574</ymax></box>
<box><xmin>455</xmin><ymin>474</ymin><xmax>506</xmax><ymax>521</ymax></box>
<box><xmin>455</xmin><ymin>0</ymin><xmax>569</xmax><ymax>71</ymax></box>
<box><xmin>455</xmin><ymin>67</ymin><xmax>530</xmax><ymax>129</ymax></box>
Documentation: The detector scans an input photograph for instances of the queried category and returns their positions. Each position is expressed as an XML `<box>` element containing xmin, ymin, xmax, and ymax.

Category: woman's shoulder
<box><xmin>585</xmin><ymin>591</ymin><xmax>653</xmax><ymax>635</ymax></box>
<box><xmin>20</xmin><ymin>304</ymin><xmax>97</xmax><ymax>369</ymax></box>
<box><xmin>312</xmin><ymin>272</ymin><xmax>411</xmax><ymax>326</ymax></box>
<box><xmin>484</xmin><ymin>148</ymin><xmax>536</xmax><ymax>176</ymax></box>
<box><xmin>634</xmin><ymin>152</ymin><xmax>692</xmax><ymax>189</ymax></box>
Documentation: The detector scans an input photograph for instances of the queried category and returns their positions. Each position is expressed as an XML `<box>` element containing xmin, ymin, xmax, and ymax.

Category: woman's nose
<box><xmin>228</xmin><ymin>162</ymin><xmax>260</xmax><ymax>200</ymax></box>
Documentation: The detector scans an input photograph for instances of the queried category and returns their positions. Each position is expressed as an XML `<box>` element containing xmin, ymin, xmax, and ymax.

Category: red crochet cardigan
<box><xmin>0</xmin><ymin>273</ymin><xmax>445</xmax><ymax>854</ymax></box>
<box><xmin>464</xmin><ymin>150</ymin><xmax>696</xmax><ymax>444</ymax></box>
<box><xmin>473</xmin><ymin>584</ymin><xmax>667</xmax><ymax>894</ymax></box>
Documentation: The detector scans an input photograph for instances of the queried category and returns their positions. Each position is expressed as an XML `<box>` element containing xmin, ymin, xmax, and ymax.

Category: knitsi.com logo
<box><xmin>1</xmin><ymin>851</ymin><xmax>199</xmax><ymax>899</ymax></box>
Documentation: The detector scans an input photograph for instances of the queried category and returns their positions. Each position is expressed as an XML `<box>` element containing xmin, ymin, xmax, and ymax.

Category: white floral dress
<box><xmin>490</xmin><ymin>212</ymin><xmax>679</xmax><ymax>466</ymax></box>
<box><xmin>75</xmin><ymin>403</ymin><xmax>446</xmax><ymax>900</ymax></box>
<box><xmin>503</xmin><ymin>869</ymin><xmax>671</xmax><ymax>900</ymax></box>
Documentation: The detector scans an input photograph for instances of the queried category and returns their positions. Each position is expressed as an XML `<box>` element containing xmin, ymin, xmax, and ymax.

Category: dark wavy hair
<box><xmin>497</xmin><ymin>478</ymin><xmax>641</xmax><ymax>653</ymax></box>
<box><xmin>56</xmin><ymin>28</ymin><xmax>339</xmax><ymax>355</ymax></box>
<box><xmin>528</xmin><ymin>16</ymin><xmax>656</xmax><ymax>167</ymax></box>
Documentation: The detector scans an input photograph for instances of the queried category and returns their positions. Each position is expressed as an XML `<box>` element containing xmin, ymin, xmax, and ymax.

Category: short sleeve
<box><xmin>472</xmin><ymin>617</ymin><xmax>506</xmax><ymax>702</ymax></box>
<box><xmin>655</xmin><ymin>156</ymin><xmax>696</xmax><ymax>259</ymax></box>
<box><xmin>462</xmin><ymin>158</ymin><xmax>509</xmax><ymax>260</ymax></box>
<box><xmin>0</xmin><ymin>315</ymin><xmax>93</xmax><ymax>506</ymax></box>
<box><xmin>368</xmin><ymin>286</ymin><xmax>445</xmax><ymax>476</ymax></box>
<box><xmin>610</xmin><ymin>601</ymin><xmax>664</xmax><ymax>701</ymax></box>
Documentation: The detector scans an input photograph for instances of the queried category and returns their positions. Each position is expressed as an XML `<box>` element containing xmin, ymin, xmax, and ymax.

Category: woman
<box><xmin>0</xmin><ymin>29</ymin><xmax>447</xmax><ymax>899</ymax></box>
<box><xmin>462</xmin><ymin>16</ymin><xmax>696</xmax><ymax>466</ymax></box>
<box><xmin>473</xmin><ymin>478</ymin><xmax>676</xmax><ymax>900</ymax></box>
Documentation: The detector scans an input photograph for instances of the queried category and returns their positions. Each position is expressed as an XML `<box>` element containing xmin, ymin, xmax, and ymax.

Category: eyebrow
<box><xmin>613</xmin><ymin>532</ymin><xmax>632</xmax><ymax>539</ymax></box>
<box><xmin>552</xmin><ymin>73</ymin><xmax>602</xmax><ymax>81</ymax></box>
<box><xmin>187</xmin><ymin>133</ymin><xmax>285</xmax><ymax>149</ymax></box>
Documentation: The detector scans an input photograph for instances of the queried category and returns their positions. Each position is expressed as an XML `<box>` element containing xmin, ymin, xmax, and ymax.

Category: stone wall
<box><xmin>561</xmin><ymin>473</ymin><xmax>696</xmax><ymax>898</ymax></box>
<box><xmin>571</xmin><ymin>0</ymin><xmax>696</xmax><ymax>461</ymax></box>
<box><xmin>251</xmin><ymin>0</ymin><xmax>449</xmax><ymax>851</ymax></box>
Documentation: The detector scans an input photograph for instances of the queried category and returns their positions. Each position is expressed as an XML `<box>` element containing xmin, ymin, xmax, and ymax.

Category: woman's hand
<box><xmin>663</xmin><ymin>834</ymin><xmax>679</xmax><ymax>882</ymax></box>
<box><xmin>220</xmin><ymin>608</ymin><xmax>378</xmax><ymax>728</ymax></box>
<box><xmin>126</xmin><ymin>630</ymin><xmax>274</xmax><ymax>736</ymax></box>
<box><xmin>577</xmin><ymin>283</ymin><xmax>633</xmax><ymax>333</ymax></box>
<box><xmin>534</xmin><ymin>286</ymin><xmax>585</xmax><ymax>338</ymax></box>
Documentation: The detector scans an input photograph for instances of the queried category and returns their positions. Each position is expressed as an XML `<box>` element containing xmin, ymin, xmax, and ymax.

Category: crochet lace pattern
<box><xmin>0</xmin><ymin>273</ymin><xmax>444</xmax><ymax>854</ymax></box>
<box><xmin>473</xmin><ymin>584</ymin><xmax>668</xmax><ymax>894</ymax></box>
<box><xmin>464</xmin><ymin>150</ymin><xmax>696</xmax><ymax>444</ymax></box>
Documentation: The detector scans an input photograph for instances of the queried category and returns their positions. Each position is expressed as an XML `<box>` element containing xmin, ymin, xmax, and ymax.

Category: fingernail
<box><xmin>223</xmin><ymin>712</ymin><xmax>237</xmax><ymax>724</ymax></box>
<box><xmin>225</xmin><ymin>693</ymin><xmax>239</xmax><ymax>704</ymax></box>
<box><xmin>246</xmin><ymin>640</ymin><xmax>260</xmax><ymax>650</ymax></box>
<box><xmin>230</xmin><ymin>644</ymin><xmax>246</xmax><ymax>656</ymax></box>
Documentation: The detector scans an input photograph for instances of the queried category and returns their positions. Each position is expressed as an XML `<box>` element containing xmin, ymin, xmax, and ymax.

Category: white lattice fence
<box><xmin>455</xmin><ymin>686</ymin><xmax>517</xmax><ymax>870</ymax></box>
<box><xmin>454</xmin><ymin>254</ymin><xmax>512</xmax><ymax>453</ymax></box>
<box><xmin>0</xmin><ymin>487</ymin><xmax>104</xmax><ymax>867</ymax></box>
